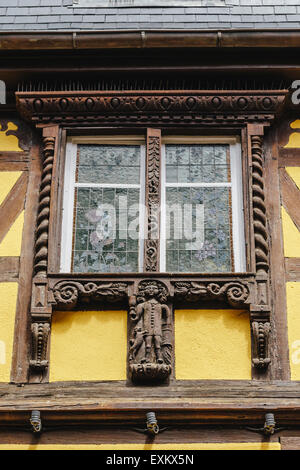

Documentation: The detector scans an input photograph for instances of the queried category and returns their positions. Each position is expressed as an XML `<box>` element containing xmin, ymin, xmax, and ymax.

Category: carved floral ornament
<box><xmin>15</xmin><ymin>87</ymin><xmax>289</xmax><ymax>383</ymax></box>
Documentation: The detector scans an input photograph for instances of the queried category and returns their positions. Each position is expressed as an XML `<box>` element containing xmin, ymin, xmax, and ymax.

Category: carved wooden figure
<box><xmin>129</xmin><ymin>280</ymin><xmax>172</xmax><ymax>383</ymax></box>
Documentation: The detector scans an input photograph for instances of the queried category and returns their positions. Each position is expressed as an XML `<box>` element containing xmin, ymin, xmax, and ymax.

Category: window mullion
<box><xmin>144</xmin><ymin>128</ymin><xmax>162</xmax><ymax>272</ymax></box>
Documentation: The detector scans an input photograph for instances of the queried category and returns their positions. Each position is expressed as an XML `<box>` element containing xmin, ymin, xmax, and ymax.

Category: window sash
<box><xmin>160</xmin><ymin>141</ymin><xmax>246</xmax><ymax>273</ymax></box>
<box><xmin>60</xmin><ymin>137</ymin><xmax>146</xmax><ymax>273</ymax></box>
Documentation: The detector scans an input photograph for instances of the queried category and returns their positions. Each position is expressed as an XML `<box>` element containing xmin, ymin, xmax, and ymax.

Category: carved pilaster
<box><xmin>144</xmin><ymin>130</ymin><xmax>161</xmax><ymax>272</ymax></box>
<box><xmin>129</xmin><ymin>280</ymin><xmax>172</xmax><ymax>383</ymax></box>
<box><xmin>251</xmin><ymin>321</ymin><xmax>271</xmax><ymax>369</ymax></box>
<box><xmin>251</xmin><ymin>135</ymin><xmax>269</xmax><ymax>277</ymax></box>
<box><xmin>34</xmin><ymin>136</ymin><xmax>55</xmax><ymax>277</ymax></box>
<box><xmin>250</xmin><ymin>132</ymin><xmax>272</xmax><ymax>370</ymax></box>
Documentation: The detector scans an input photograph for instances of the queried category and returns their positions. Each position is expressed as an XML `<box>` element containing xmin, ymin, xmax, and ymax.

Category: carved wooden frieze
<box><xmin>129</xmin><ymin>280</ymin><xmax>172</xmax><ymax>383</ymax></box>
<box><xmin>173</xmin><ymin>280</ymin><xmax>252</xmax><ymax>308</ymax></box>
<box><xmin>51</xmin><ymin>280</ymin><xmax>129</xmax><ymax>310</ymax></box>
<box><xmin>16</xmin><ymin>91</ymin><xmax>287</xmax><ymax>127</ymax></box>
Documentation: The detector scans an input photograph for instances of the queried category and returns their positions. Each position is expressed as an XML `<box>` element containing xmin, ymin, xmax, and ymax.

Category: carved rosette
<box><xmin>144</xmin><ymin>132</ymin><xmax>161</xmax><ymax>272</ymax></box>
<box><xmin>174</xmin><ymin>281</ymin><xmax>251</xmax><ymax>308</ymax></box>
<box><xmin>30</xmin><ymin>322</ymin><xmax>50</xmax><ymax>370</ymax></box>
<box><xmin>129</xmin><ymin>280</ymin><xmax>172</xmax><ymax>383</ymax></box>
<box><xmin>252</xmin><ymin>321</ymin><xmax>271</xmax><ymax>369</ymax></box>
<box><xmin>52</xmin><ymin>280</ymin><xmax>128</xmax><ymax>309</ymax></box>
<box><xmin>34</xmin><ymin>136</ymin><xmax>55</xmax><ymax>277</ymax></box>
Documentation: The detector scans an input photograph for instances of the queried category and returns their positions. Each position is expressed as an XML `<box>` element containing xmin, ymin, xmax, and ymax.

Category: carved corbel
<box><xmin>30</xmin><ymin>322</ymin><xmax>50</xmax><ymax>371</ymax></box>
<box><xmin>251</xmin><ymin>320</ymin><xmax>271</xmax><ymax>369</ymax></box>
<box><xmin>129</xmin><ymin>280</ymin><xmax>172</xmax><ymax>383</ymax></box>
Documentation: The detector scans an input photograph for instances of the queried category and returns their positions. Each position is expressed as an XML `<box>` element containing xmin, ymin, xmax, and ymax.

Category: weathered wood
<box><xmin>10</xmin><ymin>140</ymin><xmax>41</xmax><ymax>384</ymax></box>
<box><xmin>278</xmin><ymin>148</ymin><xmax>300</xmax><ymax>168</ymax></box>
<box><xmin>264</xmin><ymin>131</ymin><xmax>290</xmax><ymax>381</ymax></box>
<box><xmin>0</xmin><ymin>171</ymin><xmax>27</xmax><ymax>245</ymax></box>
<box><xmin>0</xmin><ymin>427</ymin><xmax>280</xmax><ymax>445</ymax></box>
<box><xmin>280</xmin><ymin>167</ymin><xmax>300</xmax><ymax>232</ymax></box>
<box><xmin>1</xmin><ymin>380</ymin><xmax>300</xmax><ymax>426</ymax></box>
<box><xmin>0</xmin><ymin>256</ymin><xmax>19</xmax><ymax>281</ymax></box>
<box><xmin>285</xmin><ymin>258</ymin><xmax>300</xmax><ymax>282</ymax></box>
<box><xmin>280</xmin><ymin>438</ymin><xmax>300</xmax><ymax>450</ymax></box>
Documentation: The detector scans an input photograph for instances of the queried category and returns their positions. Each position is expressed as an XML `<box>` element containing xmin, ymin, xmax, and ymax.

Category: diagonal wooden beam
<box><xmin>0</xmin><ymin>172</ymin><xmax>28</xmax><ymax>245</ymax></box>
<box><xmin>280</xmin><ymin>168</ymin><xmax>300</xmax><ymax>232</ymax></box>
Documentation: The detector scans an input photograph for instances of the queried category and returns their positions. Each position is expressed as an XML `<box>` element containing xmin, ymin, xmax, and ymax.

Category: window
<box><xmin>60</xmin><ymin>134</ymin><xmax>245</xmax><ymax>274</ymax></box>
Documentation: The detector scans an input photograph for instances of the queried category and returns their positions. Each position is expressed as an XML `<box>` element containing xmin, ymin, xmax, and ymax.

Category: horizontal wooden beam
<box><xmin>3</xmin><ymin>31</ymin><xmax>300</xmax><ymax>51</ymax></box>
<box><xmin>285</xmin><ymin>258</ymin><xmax>300</xmax><ymax>282</ymax></box>
<box><xmin>279</xmin><ymin>148</ymin><xmax>300</xmax><ymax>168</ymax></box>
<box><xmin>1</xmin><ymin>381</ymin><xmax>300</xmax><ymax>426</ymax></box>
<box><xmin>0</xmin><ymin>256</ymin><xmax>19</xmax><ymax>281</ymax></box>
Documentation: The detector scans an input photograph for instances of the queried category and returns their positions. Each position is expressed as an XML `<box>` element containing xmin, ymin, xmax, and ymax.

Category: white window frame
<box><xmin>159</xmin><ymin>136</ymin><xmax>246</xmax><ymax>273</ymax></box>
<box><xmin>60</xmin><ymin>136</ymin><xmax>146</xmax><ymax>273</ymax></box>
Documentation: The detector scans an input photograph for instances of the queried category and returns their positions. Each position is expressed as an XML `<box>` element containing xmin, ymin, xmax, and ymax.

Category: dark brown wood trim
<box><xmin>144</xmin><ymin>128</ymin><xmax>161</xmax><ymax>272</ymax></box>
<box><xmin>0</xmin><ymin>162</ymin><xmax>29</xmax><ymax>171</ymax></box>
<box><xmin>0</xmin><ymin>151</ymin><xmax>30</xmax><ymax>162</ymax></box>
<box><xmin>285</xmin><ymin>258</ymin><xmax>300</xmax><ymax>282</ymax></box>
<box><xmin>279</xmin><ymin>148</ymin><xmax>300</xmax><ymax>168</ymax></box>
<box><xmin>47</xmin><ymin>126</ymin><xmax>62</xmax><ymax>274</ymax></box>
<box><xmin>280</xmin><ymin>167</ymin><xmax>300</xmax><ymax>232</ymax></box>
<box><xmin>0</xmin><ymin>256</ymin><xmax>19</xmax><ymax>282</ymax></box>
<box><xmin>10</xmin><ymin>140</ymin><xmax>42</xmax><ymax>384</ymax></box>
<box><xmin>265</xmin><ymin>131</ymin><xmax>290</xmax><ymax>381</ymax></box>
<box><xmin>280</xmin><ymin>438</ymin><xmax>300</xmax><ymax>450</ymax></box>
<box><xmin>0</xmin><ymin>427</ymin><xmax>280</xmax><ymax>445</ymax></box>
<box><xmin>0</xmin><ymin>171</ymin><xmax>27</xmax><ymax>245</ymax></box>
<box><xmin>1</xmin><ymin>380</ymin><xmax>300</xmax><ymax>427</ymax></box>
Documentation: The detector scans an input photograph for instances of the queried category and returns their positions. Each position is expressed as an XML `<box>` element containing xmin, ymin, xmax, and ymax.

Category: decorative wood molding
<box><xmin>14</xmin><ymin>88</ymin><xmax>289</xmax><ymax>384</ymax></box>
<box><xmin>251</xmin><ymin>321</ymin><xmax>271</xmax><ymax>369</ymax></box>
<box><xmin>248</xmin><ymin>127</ymin><xmax>272</xmax><ymax>370</ymax></box>
<box><xmin>16</xmin><ymin>90</ymin><xmax>287</xmax><ymax>127</ymax></box>
<box><xmin>51</xmin><ymin>280</ymin><xmax>129</xmax><ymax>310</ymax></box>
<box><xmin>144</xmin><ymin>129</ymin><xmax>161</xmax><ymax>272</ymax></box>
<box><xmin>30</xmin><ymin>322</ymin><xmax>50</xmax><ymax>371</ymax></box>
<box><xmin>173</xmin><ymin>280</ymin><xmax>252</xmax><ymax>308</ymax></box>
<box><xmin>34</xmin><ymin>135</ymin><xmax>55</xmax><ymax>277</ymax></box>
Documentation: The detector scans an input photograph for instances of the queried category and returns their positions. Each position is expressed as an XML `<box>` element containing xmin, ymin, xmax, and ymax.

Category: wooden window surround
<box><xmin>14</xmin><ymin>89</ymin><xmax>288</xmax><ymax>390</ymax></box>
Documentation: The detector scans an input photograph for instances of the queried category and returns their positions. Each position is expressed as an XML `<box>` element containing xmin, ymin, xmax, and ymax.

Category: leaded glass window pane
<box><xmin>164</xmin><ymin>144</ymin><xmax>234</xmax><ymax>273</ymax></box>
<box><xmin>71</xmin><ymin>144</ymin><xmax>143</xmax><ymax>273</ymax></box>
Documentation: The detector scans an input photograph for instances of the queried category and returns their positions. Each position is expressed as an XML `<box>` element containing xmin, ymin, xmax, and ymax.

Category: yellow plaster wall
<box><xmin>0</xmin><ymin>172</ymin><xmax>22</xmax><ymax>205</ymax></box>
<box><xmin>49</xmin><ymin>310</ymin><xmax>127</xmax><ymax>382</ymax></box>
<box><xmin>0</xmin><ymin>443</ymin><xmax>280</xmax><ymax>450</ymax></box>
<box><xmin>285</xmin><ymin>119</ymin><xmax>300</xmax><ymax>148</ymax></box>
<box><xmin>175</xmin><ymin>309</ymin><xmax>251</xmax><ymax>380</ymax></box>
<box><xmin>0</xmin><ymin>283</ymin><xmax>18</xmax><ymax>382</ymax></box>
<box><xmin>0</xmin><ymin>211</ymin><xmax>24</xmax><ymax>257</ymax></box>
<box><xmin>286</xmin><ymin>282</ymin><xmax>300</xmax><ymax>380</ymax></box>
<box><xmin>0</xmin><ymin>122</ymin><xmax>22</xmax><ymax>152</ymax></box>
<box><xmin>281</xmin><ymin>206</ymin><xmax>300</xmax><ymax>258</ymax></box>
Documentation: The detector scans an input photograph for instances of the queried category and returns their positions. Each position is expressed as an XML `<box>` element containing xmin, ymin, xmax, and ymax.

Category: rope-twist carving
<box><xmin>34</xmin><ymin>136</ymin><xmax>55</xmax><ymax>276</ymax></box>
<box><xmin>251</xmin><ymin>136</ymin><xmax>269</xmax><ymax>274</ymax></box>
